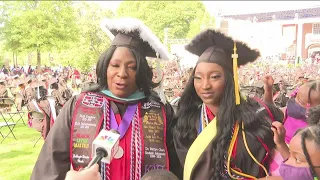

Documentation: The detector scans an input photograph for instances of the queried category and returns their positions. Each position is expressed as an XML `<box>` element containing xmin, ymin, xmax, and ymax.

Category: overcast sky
<box><xmin>92</xmin><ymin>1</ymin><xmax>320</xmax><ymax>16</ymax></box>
<box><xmin>203</xmin><ymin>1</ymin><xmax>320</xmax><ymax>15</ymax></box>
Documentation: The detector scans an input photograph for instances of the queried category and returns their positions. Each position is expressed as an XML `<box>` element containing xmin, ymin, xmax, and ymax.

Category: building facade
<box><xmin>216</xmin><ymin>7</ymin><xmax>320</xmax><ymax>60</ymax></box>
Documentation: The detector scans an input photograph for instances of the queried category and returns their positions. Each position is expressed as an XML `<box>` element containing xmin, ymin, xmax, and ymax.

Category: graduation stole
<box><xmin>183</xmin><ymin>117</ymin><xmax>217</xmax><ymax>180</ymax></box>
<box><xmin>70</xmin><ymin>92</ymin><xmax>169</xmax><ymax>176</ymax></box>
<box><xmin>183</xmin><ymin>100</ymin><xmax>272</xmax><ymax>180</ymax></box>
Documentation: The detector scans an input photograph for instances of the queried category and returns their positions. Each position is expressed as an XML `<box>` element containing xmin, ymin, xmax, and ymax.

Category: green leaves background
<box><xmin>0</xmin><ymin>1</ymin><xmax>214</xmax><ymax>72</ymax></box>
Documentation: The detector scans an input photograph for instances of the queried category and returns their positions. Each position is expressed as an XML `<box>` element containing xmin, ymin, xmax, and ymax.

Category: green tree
<box><xmin>0</xmin><ymin>2</ymin><xmax>28</xmax><ymax>66</ymax></box>
<box><xmin>187</xmin><ymin>10</ymin><xmax>215</xmax><ymax>38</ymax></box>
<box><xmin>116</xmin><ymin>1</ymin><xmax>215</xmax><ymax>41</ymax></box>
<box><xmin>62</xmin><ymin>2</ymin><xmax>114</xmax><ymax>72</ymax></box>
<box><xmin>0</xmin><ymin>1</ymin><xmax>80</xmax><ymax>69</ymax></box>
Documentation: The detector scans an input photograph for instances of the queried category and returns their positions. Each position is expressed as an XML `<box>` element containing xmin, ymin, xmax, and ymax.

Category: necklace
<box><xmin>198</xmin><ymin>103</ymin><xmax>209</xmax><ymax>134</ymax></box>
<box><xmin>202</xmin><ymin>103</ymin><xmax>209</xmax><ymax>129</ymax></box>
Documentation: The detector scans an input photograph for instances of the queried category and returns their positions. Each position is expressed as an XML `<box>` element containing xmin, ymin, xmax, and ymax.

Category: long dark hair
<box><xmin>86</xmin><ymin>46</ymin><xmax>154</xmax><ymax>97</ymax></box>
<box><xmin>173</xmin><ymin>65</ymin><xmax>284</xmax><ymax>179</ymax></box>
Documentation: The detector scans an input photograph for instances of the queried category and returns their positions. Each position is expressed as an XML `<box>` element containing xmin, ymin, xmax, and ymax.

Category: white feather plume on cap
<box><xmin>100</xmin><ymin>17</ymin><xmax>172</xmax><ymax>60</ymax></box>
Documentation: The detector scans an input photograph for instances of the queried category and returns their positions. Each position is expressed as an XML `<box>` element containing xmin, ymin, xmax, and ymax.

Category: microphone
<box><xmin>141</xmin><ymin>169</ymin><xmax>180</xmax><ymax>180</ymax></box>
<box><xmin>85</xmin><ymin>147</ymin><xmax>108</xmax><ymax>169</ymax></box>
<box><xmin>85</xmin><ymin>129</ymin><xmax>121</xmax><ymax>169</ymax></box>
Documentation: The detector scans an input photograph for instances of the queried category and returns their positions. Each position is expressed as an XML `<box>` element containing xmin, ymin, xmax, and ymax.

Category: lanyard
<box><xmin>110</xmin><ymin>103</ymin><xmax>138</xmax><ymax>139</ymax></box>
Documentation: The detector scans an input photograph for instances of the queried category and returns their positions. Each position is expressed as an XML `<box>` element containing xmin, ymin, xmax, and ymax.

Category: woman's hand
<box><xmin>262</xmin><ymin>75</ymin><xmax>275</xmax><ymax>104</ymax></box>
<box><xmin>263</xmin><ymin>75</ymin><xmax>274</xmax><ymax>91</ymax></box>
<box><xmin>271</xmin><ymin>121</ymin><xmax>289</xmax><ymax>159</ymax></box>
<box><xmin>271</xmin><ymin>121</ymin><xmax>286</xmax><ymax>146</ymax></box>
<box><xmin>65</xmin><ymin>164</ymin><xmax>101</xmax><ymax>180</ymax></box>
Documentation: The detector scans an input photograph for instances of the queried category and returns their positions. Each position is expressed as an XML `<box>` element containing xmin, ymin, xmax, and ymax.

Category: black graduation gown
<box><xmin>30</xmin><ymin>93</ymin><xmax>180</xmax><ymax>180</ymax></box>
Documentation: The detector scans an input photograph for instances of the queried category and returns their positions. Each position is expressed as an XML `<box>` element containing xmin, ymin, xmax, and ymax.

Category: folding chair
<box><xmin>0</xmin><ymin>110</ymin><xmax>17</xmax><ymax>143</ymax></box>
<box><xmin>29</xmin><ymin>111</ymin><xmax>45</xmax><ymax>147</ymax></box>
<box><xmin>2</xmin><ymin>98</ymin><xmax>26</xmax><ymax>125</ymax></box>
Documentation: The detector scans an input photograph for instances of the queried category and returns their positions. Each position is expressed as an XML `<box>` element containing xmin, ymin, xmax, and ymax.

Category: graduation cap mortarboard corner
<box><xmin>17</xmin><ymin>82</ymin><xmax>24</xmax><ymax>86</ymax></box>
<box><xmin>100</xmin><ymin>17</ymin><xmax>171</xmax><ymax>61</ymax></box>
<box><xmin>26</xmin><ymin>77</ymin><xmax>32</xmax><ymax>84</ymax></box>
<box><xmin>185</xmin><ymin>29</ymin><xmax>260</xmax><ymax>105</ymax></box>
<box><xmin>185</xmin><ymin>29</ymin><xmax>260</xmax><ymax>71</ymax></box>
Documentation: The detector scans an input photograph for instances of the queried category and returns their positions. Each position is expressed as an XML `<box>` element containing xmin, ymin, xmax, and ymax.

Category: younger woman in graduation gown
<box><xmin>173</xmin><ymin>30</ymin><xmax>284</xmax><ymax>180</ymax></box>
<box><xmin>31</xmin><ymin>17</ymin><xmax>179</xmax><ymax>180</ymax></box>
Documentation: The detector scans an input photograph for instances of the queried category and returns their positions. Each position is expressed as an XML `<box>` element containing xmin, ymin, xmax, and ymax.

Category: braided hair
<box><xmin>298</xmin><ymin>126</ymin><xmax>320</xmax><ymax>179</ymax></box>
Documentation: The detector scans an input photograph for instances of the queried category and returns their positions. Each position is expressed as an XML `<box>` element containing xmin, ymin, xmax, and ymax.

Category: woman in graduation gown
<box><xmin>173</xmin><ymin>30</ymin><xmax>284</xmax><ymax>180</ymax></box>
<box><xmin>31</xmin><ymin>17</ymin><xmax>179</xmax><ymax>180</ymax></box>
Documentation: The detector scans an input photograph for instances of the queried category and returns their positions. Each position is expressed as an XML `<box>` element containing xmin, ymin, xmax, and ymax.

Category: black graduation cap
<box><xmin>100</xmin><ymin>17</ymin><xmax>171</xmax><ymax>60</ymax></box>
<box><xmin>185</xmin><ymin>29</ymin><xmax>260</xmax><ymax>105</ymax></box>
<box><xmin>27</xmin><ymin>78</ymin><xmax>32</xmax><ymax>84</ymax></box>
<box><xmin>185</xmin><ymin>29</ymin><xmax>260</xmax><ymax>72</ymax></box>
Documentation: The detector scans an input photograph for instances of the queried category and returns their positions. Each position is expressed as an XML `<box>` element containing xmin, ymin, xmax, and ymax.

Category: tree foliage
<box><xmin>0</xmin><ymin>1</ymin><xmax>215</xmax><ymax>70</ymax></box>
<box><xmin>63</xmin><ymin>2</ymin><xmax>114</xmax><ymax>72</ymax></box>
<box><xmin>117</xmin><ymin>1</ymin><xmax>215</xmax><ymax>41</ymax></box>
<box><xmin>0</xmin><ymin>1</ymin><xmax>114</xmax><ymax>71</ymax></box>
<box><xmin>0</xmin><ymin>1</ymin><xmax>80</xmax><ymax>67</ymax></box>
<box><xmin>187</xmin><ymin>9</ymin><xmax>215</xmax><ymax>38</ymax></box>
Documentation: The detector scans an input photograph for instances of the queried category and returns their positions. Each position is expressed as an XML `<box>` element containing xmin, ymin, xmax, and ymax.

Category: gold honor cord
<box><xmin>232</xmin><ymin>42</ymin><xmax>240</xmax><ymax>105</ymax></box>
<box><xmin>242</xmin><ymin>122</ymin><xmax>270</xmax><ymax>177</ymax></box>
<box><xmin>226</xmin><ymin>122</ymin><xmax>269</xmax><ymax>179</ymax></box>
<box><xmin>226</xmin><ymin>122</ymin><xmax>256</xmax><ymax>179</ymax></box>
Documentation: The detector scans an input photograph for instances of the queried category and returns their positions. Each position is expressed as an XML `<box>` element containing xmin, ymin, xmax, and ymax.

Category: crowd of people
<box><xmin>159</xmin><ymin>58</ymin><xmax>320</xmax><ymax>109</ymax></box>
<box><xmin>0</xmin><ymin>65</ymin><xmax>97</xmax><ymax>139</ymax></box>
<box><xmin>2</xmin><ymin>17</ymin><xmax>319</xmax><ymax>180</ymax></box>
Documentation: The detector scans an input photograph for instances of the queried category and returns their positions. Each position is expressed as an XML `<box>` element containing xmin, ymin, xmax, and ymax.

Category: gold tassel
<box><xmin>232</xmin><ymin>42</ymin><xmax>240</xmax><ymax>105</ymax></box>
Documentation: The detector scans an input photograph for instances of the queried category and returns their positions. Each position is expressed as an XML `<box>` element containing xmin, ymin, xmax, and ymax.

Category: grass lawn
<box><xmin>0</xmin><ymin>114</ymin><xmax>44</xmax><ymax>180</ymax></box>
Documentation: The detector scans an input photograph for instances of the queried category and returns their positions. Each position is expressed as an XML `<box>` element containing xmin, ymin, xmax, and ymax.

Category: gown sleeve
<box><xmin>164</xmin><ymin>103</ymin><xmax>183</xmax><ymax>179</ymax></box>
<box><xmin>30</xmin><ymin>95</ymin><xmax>78</xmax><ymax>180</ymax></box>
